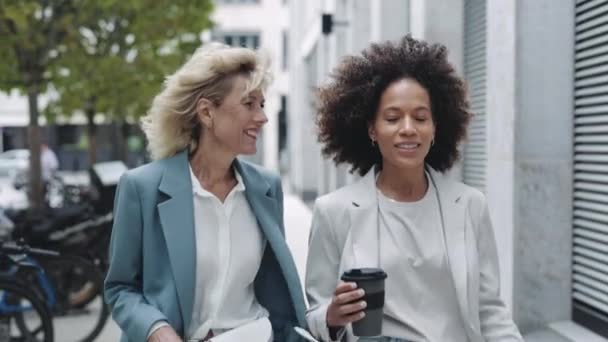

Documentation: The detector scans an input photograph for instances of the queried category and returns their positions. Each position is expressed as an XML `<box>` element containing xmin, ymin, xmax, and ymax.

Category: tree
<box><xmin>0</xmin><ymin>1</ymin><xmax>82</xmax><ymax>208</ymax></box>
<box><xmin>0</xmin><ymin>0</ymin><xmax>213</xmax><ymax>208</ymax></box>
<box><xmin>46</xmin><ymin>0</ymin><xmax>214</xmax><ymax>164</ymax></box>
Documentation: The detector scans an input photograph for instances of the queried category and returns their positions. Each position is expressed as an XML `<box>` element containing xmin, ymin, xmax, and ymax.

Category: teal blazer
<box><xmin>104</xmin><ymin>150</ymin><xmax>307</xmax><ymax>342</ymax></box>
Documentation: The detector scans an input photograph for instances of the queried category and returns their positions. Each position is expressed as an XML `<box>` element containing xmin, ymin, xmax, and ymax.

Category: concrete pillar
<box><xmin>511</xmin><ymin>0</ymin><xmax>575</xmax><ymax>332</ymax></box>
<box><xmin>486</xmin><ymin>0</ymin><xmax>517</xmax><ymax>310</ymax></box>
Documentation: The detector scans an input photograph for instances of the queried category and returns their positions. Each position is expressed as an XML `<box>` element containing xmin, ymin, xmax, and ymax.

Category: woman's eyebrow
<box><xmin>415</xmin><ymin>106</ymin><xmax>431</xmax><ymax>113</ymax></box>
<box><xmin>243</xmin><ymin>93</ymin><xmax>263</xmax><ymax>101</ymax></box>
<box><xmin>381</xmin><ymin>105</ymin><xmax>402</xmax><ymax>112</ymax></box>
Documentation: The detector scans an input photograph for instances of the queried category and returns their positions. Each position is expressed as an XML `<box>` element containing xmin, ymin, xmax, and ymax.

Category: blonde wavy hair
<box><xmin>141</xmin><ymin>42</ymin><xmax>272</xmax><ymax>160</ymax></box>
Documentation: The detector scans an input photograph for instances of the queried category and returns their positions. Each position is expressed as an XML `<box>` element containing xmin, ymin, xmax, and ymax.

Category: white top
<box><xmin>375</xmin><ymin>176</ymin><xmax>468</xmax><ymax>341</ymax></box>
<box><xmin>187</xmin><ymin>166</ymin><xmax>269</xmax><ymax>339</ymax></box>
<box><xmin>41</xmin><ymin>147</ymin><xmax>58</xmax><ymax>181</ymax></box>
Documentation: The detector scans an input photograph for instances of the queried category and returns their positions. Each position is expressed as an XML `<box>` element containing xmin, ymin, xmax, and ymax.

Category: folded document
<box><xmin>209</xmin><ymin>317</ymin><xmax>272</xmax><ymax>342</ymax></box>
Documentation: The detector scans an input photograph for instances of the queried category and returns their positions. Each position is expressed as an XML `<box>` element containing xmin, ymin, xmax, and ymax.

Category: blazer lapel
<box><xmin>428</xmin><ymin>168</ymin><xmax>471</xmax><ymax>331</ymax></box>
<box><xmin>234</xmin><ymin>160</ymin><xmax>307</xmax><ymax>327</ymax></box>
<box><xmin>157</xmin><ymin>151</ymin><xmax>196</xmax><ymax>334</ymax></box>
<box><xmin>348</xmin><ymin>169</ymin><xmax>381</xmax><ymax>269</ymax></box>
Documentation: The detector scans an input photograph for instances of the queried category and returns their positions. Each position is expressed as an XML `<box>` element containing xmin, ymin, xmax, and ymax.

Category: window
<box><xmin>56</xmin><ymin>125</ymin><xmax>80</xmax><ymax>146</ymax></box>
<box><xmin>214</xmin><ymin>32</ymin><xmax>261</xmax><ymax>49</ymax></box>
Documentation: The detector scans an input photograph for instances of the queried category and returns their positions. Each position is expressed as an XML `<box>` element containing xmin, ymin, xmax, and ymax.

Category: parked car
<box><xmin>0</xmin><ymin>178</ymin><xmax>27</xmax><ymax>210</ymax></box>
<box><xmin>0</xmin><ymin>149</ymin><xmax>29</xmax><ymax>179</ymax></box>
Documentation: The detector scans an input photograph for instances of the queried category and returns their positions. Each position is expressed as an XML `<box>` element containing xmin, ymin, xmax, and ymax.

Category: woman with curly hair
<box><xmin>104</xmin><ymin>43</ymin><xmax>307</xmax><ymax>342</ymax></box>
<box><xmin>305</xmin><ymin>36</ymin><xmax>523</xmax><ymax>342</ymax></box>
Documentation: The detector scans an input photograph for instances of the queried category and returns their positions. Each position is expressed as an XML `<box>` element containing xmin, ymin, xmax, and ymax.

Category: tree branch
<box><xmin>40</xmin><ymin>0</ymin><xmax>73</xmax><ymax>66</ymax></box>
<box><xmin>1</xmin><ymin>18</ymin><xmax>27</xmax><ymax>72</ymax></box>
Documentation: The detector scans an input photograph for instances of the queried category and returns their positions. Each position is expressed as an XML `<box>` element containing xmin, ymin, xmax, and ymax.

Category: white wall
<box><xmin>212</xmin><ymin>0</ymin><xmax>288</xmax><ymax>171</ymax></box>
<box><xmin>486</xmin><ymin>0</ymin><xmax>517</xmax><ymax>309</ymax></box>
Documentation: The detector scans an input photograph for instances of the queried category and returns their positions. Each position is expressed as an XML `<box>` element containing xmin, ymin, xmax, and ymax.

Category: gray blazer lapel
<box><xmin>235</xmin><ymin>160</ymin><xmax>307</xmax><ymax>327</ymax></box>
<box><xmin>348</xmin><ymin>169</ymin><xmax>381</xmax><ymax>268</ymax></box>
<box><xmin>157</xmin><ymin>151</ymin><xmax>196</xmax><ymax>334</ymax></box>
<box><xmin>428</xmin><ymin>168</ymin><xmax>471</xmax><ymax>329</ymax></box>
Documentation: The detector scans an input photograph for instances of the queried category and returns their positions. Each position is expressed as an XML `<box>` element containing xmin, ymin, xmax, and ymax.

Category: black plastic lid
<box><xmin>341</xmin><ymin>268</ymin><xmax>387</xmax><ymax>282</ymax></box>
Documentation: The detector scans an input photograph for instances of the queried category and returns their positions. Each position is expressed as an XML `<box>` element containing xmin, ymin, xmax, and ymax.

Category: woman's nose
<box><xmin>399</xmin><ymin>117</ymin><xmax>416</xmax><ymax>134</ymax></box>
<box><xmin>255</xmin><ymin>109</ymin><xmax>268</xmax><ymax>125</ymax></box>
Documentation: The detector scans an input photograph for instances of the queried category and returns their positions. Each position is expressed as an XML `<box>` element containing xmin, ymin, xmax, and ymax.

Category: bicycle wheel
<box><xmin>0</xmin><ymin>278</ymin><xmax>54</xmax><ymax>342</ymax></box>
<box><xmin>24</xmin><ymin>255</ymin><xmax>109</xmax><ymax>342</ymax></box>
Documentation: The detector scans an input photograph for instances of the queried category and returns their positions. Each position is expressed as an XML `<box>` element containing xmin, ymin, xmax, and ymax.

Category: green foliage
<box><xmin>41</xmin><ymin>0</ymin><xmax>215</xmax><ymax>121</ymax></box>
<box><xmin>0</xmin><ymin>0</ymin><xmax>214</xmax><ymax>206</ymax></box>
<box><xmin>1</xmin><ymin>0</ymin><xmax>214</xmax><ymax>116</ymax></box>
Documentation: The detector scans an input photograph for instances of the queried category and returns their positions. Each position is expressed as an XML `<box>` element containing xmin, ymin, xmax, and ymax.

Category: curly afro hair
<box><xmin>316</xmin><ymin>35</ymin><xmax>471</xmax><ymax>176</ymax></box>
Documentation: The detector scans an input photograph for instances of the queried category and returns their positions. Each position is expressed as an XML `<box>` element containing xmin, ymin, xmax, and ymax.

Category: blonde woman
<box><xmin>104</xmin><ymin>43</ymin><xmax>307</xmax><ymax>342</ymax></box>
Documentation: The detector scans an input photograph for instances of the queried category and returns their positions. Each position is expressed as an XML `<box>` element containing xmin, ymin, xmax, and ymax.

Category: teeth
<box><xmin>245</xmin><ymin>129</ymin><xmax>258</xmax><ymax>138</ymax></box>
<box><xmin>396</xmin><ymin>143</ymin><xmax>418</xmax><ymax>149</ymax></box>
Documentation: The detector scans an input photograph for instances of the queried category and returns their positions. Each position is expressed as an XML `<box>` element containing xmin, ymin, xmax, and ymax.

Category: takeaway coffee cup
<box><xmin>341</xmin><ymin>268</ymin><xmax>387</xmax><ymax>337</ymax></box>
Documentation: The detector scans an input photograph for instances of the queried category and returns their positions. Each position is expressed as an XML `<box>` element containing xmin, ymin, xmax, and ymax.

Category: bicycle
<box><xmin>1</xmin><ymin>241</ymin><xmax>109</xmax><ymax>342</ymax></box>
<box><xmin>0</xmin><ymin>242</ymin><xmax>56</xmax><ymax>342</ymax></box>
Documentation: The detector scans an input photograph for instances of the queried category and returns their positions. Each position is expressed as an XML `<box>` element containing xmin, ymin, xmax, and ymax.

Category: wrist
<box><xmin>327</xmin><ymin>325</ymin><xmax>343</xmax><ymax>340</ymax></box>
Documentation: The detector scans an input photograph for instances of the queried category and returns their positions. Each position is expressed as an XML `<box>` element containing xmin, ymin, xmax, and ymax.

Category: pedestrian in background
<box><xmin>40</xmin><ymin>143</ymin><xmax>59</xmax><ymax>184</ymax></box>
<box><xmin>104</xmin><ymin>43</ymin><xmax>307</xmax><ymax>342</ymax></box>
<box><xmin>40</xmin><ymin>142</ymin><xmax>59</xmax><ymax>204</ymax></box>
<box><xmin>305</xmin><ymin>36</ymin><xmax>523</xmax><ymax>342</ymax></box>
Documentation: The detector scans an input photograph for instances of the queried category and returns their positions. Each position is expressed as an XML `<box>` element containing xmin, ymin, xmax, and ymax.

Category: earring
<box><xmin>431</xmin><ymin>139</ymin><xmax>435</xmax><ymax>147</ymax></box>
<box><xmin>371</xmin><ymin>138</ymin><xmax>376</xmax><ymax>147</ymax></box>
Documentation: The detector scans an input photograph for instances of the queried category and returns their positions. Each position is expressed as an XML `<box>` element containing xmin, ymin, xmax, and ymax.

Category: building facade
<box><xmin>211</xmin><ymin>0</ymin><xmax>289</xmax><ymax>171</ymax></box>
<box><xmin>0</xmin><ymin>91</ymin><xmax>146</xmax><ymax>170</ymax></box>
<box><xmin>288</xmin><ymin>0</ymin><xmax>608</xmax><ymax>340</ymax></box>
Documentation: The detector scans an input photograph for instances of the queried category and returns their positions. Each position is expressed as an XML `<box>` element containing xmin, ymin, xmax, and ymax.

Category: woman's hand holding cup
<box><xmin>326</xmin><ymin>282</ymin><xmax>367</xmax><ymax>328</ymax></box>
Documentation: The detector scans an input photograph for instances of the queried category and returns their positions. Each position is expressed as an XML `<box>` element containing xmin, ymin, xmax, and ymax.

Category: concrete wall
<box><xmin>409</xmin><ymin>0</ymin><xmax>464</xmax><ymax>74</ymax></box>
<box><xmin>410</xmin><ymin>0</ymin><xmax>465</xmax><ymax>183</ymax></box>
<box><xmin>379</xmin><ymin>0</ymin><xmax>409</xmax><ymax>42</ymax></box>
<box><xmin>486</xmin><ymin>0</ymin><xmax>575</xmax><ymax>332</ymax></box>
<box><xmin>512</xmin><ymin>0</ymin><xmax>574</xmax><ymax>332</ymax></box>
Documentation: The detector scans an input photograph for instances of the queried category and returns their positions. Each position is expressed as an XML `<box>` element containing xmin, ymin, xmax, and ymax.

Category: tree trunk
<box><xmin>27</xmin><ymin>86</ymin><xmax>43</xmax><ymax>209</ymax></box>
<box><xmin>85</xmin><ymin>97</ymin><xmax>97</xmax><ymax>165</ymax></box>
<box><xmin>120</xmin><ymin>120</ymin><xmax>129</xmax><ymax>163</ymax></box>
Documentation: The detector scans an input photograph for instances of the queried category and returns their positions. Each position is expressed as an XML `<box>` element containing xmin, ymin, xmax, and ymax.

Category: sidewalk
<box><xmin>283</xmin><ymin>191</ymin><xmax>313</xmax><ymax>289</ymax></box>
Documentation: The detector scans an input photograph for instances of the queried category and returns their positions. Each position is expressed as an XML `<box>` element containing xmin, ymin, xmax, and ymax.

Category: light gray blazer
<box><xmin>305</xmin><ymin>167</ymin><xmax>523</xmax><ymax>342</ymax></box>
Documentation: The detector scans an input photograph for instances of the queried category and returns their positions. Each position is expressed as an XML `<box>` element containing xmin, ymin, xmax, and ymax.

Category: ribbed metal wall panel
<box><xmin>573</xmin><ymin>0</ymin><xmax>608</xmax><ymax>336</ymax></box>
<box><xmin>463</xmin><ymin>0</ymin><xmax>487</xmax><ymax>192</ymax></box>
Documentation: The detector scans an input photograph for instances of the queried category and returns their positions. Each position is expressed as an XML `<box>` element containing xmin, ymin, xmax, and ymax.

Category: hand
<box><xmin>326</xmin><ymin>282</ymin><xmax>366</xmax><ymax>328</ymax></box>
<box><xmin>148</xmin><ymin>326</ymin><xmax>182</xmax><ymax>342</ymax></box>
